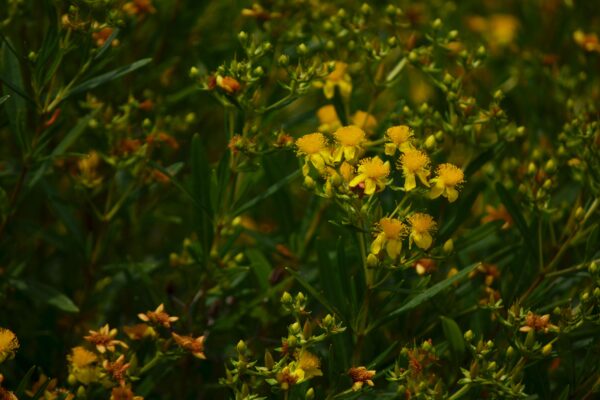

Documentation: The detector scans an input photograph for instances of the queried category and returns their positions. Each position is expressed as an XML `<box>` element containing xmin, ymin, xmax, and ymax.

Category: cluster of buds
<box><xmin>221</xmin><ymin>292</ymin><xmax>345</xmax><ymax>398</ymax></box>
<box><xmin>388</xmin><ymin>340</ymin><xmax>445</xmax><ymax>398</ymax></box>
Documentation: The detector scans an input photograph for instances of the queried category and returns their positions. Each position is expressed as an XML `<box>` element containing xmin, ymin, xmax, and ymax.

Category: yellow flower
<box><xmin>333</xmin><ymin>125</ymin><xmax>366</xmax><ymax>163</ymax></box>
<box><xmin>351</xmin><ymin>111</ymin><xmax>377</xmax><ymax>136</ymax></box>
<box><xmin>296</xmin><ymin>132</ymin><xmax>331</xmax><ymax>173</ymax></box>
<box><xmin>430</xmin><ymin>163</ymin><xmax>464</xmax><ymax>202</ymax></box>
<box><xmin>348</xmin><ymin>366</ymin><xmax>376</xmax><ymax>391</ymax></box>
<box><xmin>316</xmin><ymin>61</ymin><xmax>352</xmax><ymax>99</ymax></box>
<box><xmin>371</xmin><ymin>218</ymin><xmax>407</xmax><ymax>259</ymax></box>
<box><xmin>78</xmin><ymin>151</ymin><xmax>103</xmax><ymax>188</ymax></box>
<box><xmin>407</xmin><ymin>213</ymin><xmax>436</xmax><ymax>250</ymax></box>
<box><xmin>317</xmin><ymin>105</ymin><xmax>341</xmax><ymax>133</ymax></box>
<box><xmin>349</xmin><ymin>157</ymin><xmax>390</xmax><ymax>195</ymax></box>
<box><xmin>0</xmin><ymin>328</ymin><xmax>19</xmax><ymax>363</ymax></box>
<box><xmin>398</xmin><ymin>149</ymin><xmax>430</xmax><ymax>191</ymax></box>
<box><xmin>385</xmin><ymin>125</ymin><xmax>413</xmax><ymax>155</ymax></box>
<box><xmin>68</xmin><ymin>347</ymin><xmax>103</xmax><ymax>385</ymax></box>
<box><xmin>84</xmin><ymin>324</ymin><xmax>128</xmax><ymax>353</ymax></box>
<box><xmin>294</xmin><ymin>350</ymin><xmax>322</xmax><ymax>382</ymax></box>
<box><xmin>171</xmin><ymin>332</ymin><xmax>207</xmax><ymax>360</ymax></box>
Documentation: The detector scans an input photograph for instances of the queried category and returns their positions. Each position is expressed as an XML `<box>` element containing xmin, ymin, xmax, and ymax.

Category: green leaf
<box><xmin>66</xmin><ymin>58</ymin><xmax>152</xmax><ymax>98</ymax></box>
<box><xmin>0</xmin><ymin>94</ymin><xmax>9</xmax><ymax>105</ymax></box>
<box><xmin>367</xmin><ymin>263</ymin><xmax>480</xmax><ymax>332</ymax></box>
<box><xmin>440</xmin><ymin>316</ymin><xmax>466</xmax><ymax>361</ymax></box>
<box><xmin>28</xmin><ymin>110</ymin><xmax>99</xmax><ymax>188</ymax></box>
<box><xmin>191</xmin><ymin>134</ymin><xmax>214</xmax><ymax>255</ymax></box>
<box><xmin>246</xmin><ymin>249</ymin><xmax>272</xmax><ymax>291</ymax></box>
<box><xmin>496</xmin><ymin>182</ymin><xmax>536</xmax><ymax>257</ymax></box>
<box><xmin>11</xmin><ymin>279</ymin><xmax>79</xmax><ymax>313</ymax></box>
<box><xmin>15</xmin><ymin>366</ymin><xmax>36</xmax><ymax>397</ymax></box>
<box><xmin>232</xmin><ymin>170</ymin><xmax>300</xmax><ymax>217</ymax></box>
<box><xmin>1</xmin><ymin>39</ymin><xmax>30</xmax><ymax>152</ymax></box>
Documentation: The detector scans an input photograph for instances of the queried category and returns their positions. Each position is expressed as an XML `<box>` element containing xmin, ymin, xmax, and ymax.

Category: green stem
<box><xmin>448</xmin><ymin>384</ymin><xmax>471</xmax><ymax>400</ymax></box>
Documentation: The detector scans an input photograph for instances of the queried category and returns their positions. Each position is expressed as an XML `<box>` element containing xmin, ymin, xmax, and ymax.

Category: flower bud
<box><xmin>367</xmin><ymin>253</ymin><xmax>379</xmax><ymax>267</ymax></box>
<box><xmin>297</xmin><ymin>43</ymin><xmax>309</xmax><ymax>55</ymax></box>
<box><xmin>306</xmin><ymin>388</ymin><xmax>315</xmax><ymax>400</ymax></box>
<box><xmin>189</xmin><ymin>66</ymin><xmax>199</xmax><ymax>77</ymax></box>
<box><xmin>425</xmin><ymin>135</ymin><xmax>436</xmax><ymax>149</ymax></box>
<box><xmin>265</xmin><ymin>350</ymin><xmax>274</xmax><ymax>369</ymax></box>
<box><xmin>432</xmin><ymin>18</ymin><xmax>442</xmax><ymax>30</ymax></box>
<box><xmin>281</xmin><ymin>291</ymin><xmax>293</xmax><ymax>304</ymax></box>
<box><xmin>236</xmin><ymin>340</ymin><xmax>247</xmax><ymax>354</ymax></box>
<box><xmin>443</xmin><ymin>239</ymin><xmax>454</xmax><ymax>253</ymax></box>
<box><xmin>590</xmin><ymin>261</ymin><xmax>598</xmax><ymax>274</ymax></box>
<box><xmin>238</xmin><ymin>31</ymin><xmax>248</xmax><ymax>42</ymax></box>
<box><xmin>542</xmin><ymin>343</ymin><xmax>553</xmax><ymax>356</ymax></box>
<box><xmin>464</xmin><ymin>330</ymin><xmax>474</xmax><ymax>341</ymax></box>
<box><xmin>278</xmin><ymin>54</ymin><xmax>289</xmax><ymax>66</ymax></box>
<box><xmin>575</xmin><ymin>207</ymin><xmax>585</xmax><ymax>220</ymax></box>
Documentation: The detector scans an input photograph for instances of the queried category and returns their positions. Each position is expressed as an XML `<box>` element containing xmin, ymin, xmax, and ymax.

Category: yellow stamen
<box><xmin>296</xmin><ymin>133</ymin><xmax>327</xmax><ymax>155</ymax></box>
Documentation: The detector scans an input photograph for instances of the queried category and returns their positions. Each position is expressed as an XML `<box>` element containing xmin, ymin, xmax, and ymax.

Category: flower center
<box><xmin>437</xmin><ymin>163</ymin><xmax>464</xmax><ymax>186</ymax></box>
<box><xmin>379</xmin><ymin>218</ymin><xmax>406</xmax><ymax>239</ymax></box>
<box><xmin>408</xmin><ymin>213</ymin><xmax>436</xmax><ymax>233</ymax></box>
<box><xmin>296</xmin><ymin>133</ymin><xmax>327</xmax><ymax>154</ymax></box>
<box><xmin>359</xmin><ymin>157</ymin><xmax>390</xmax><ymax>178</ymax></box>
<box><xmin>387</xmin><ymin>125</ymin><xmax>412</xmax><ymax>145</ymax></box>
<box><xmin>334</xmin><ymin>126</ymin><xmax>366</xmax><ymax>146</ymax></box>
<box><xmin>401</xmin><ymin>149</ymin><xmax>429</xmax><ymax>172</ymax></box>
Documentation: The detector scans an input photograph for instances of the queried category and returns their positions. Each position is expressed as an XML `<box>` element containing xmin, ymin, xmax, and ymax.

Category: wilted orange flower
<box><xmin>216</xmin><ymin>76</ymin><xmax>241</xmax><ymax>94</ymax></box>
<box><xmin>520</xmin><ymin>312</ymin><xmax>558</xmax><ymax>333</ymax></box>
<box><xmin>0</xmin><ymin>374</ymin><xmax>17</xmax><ymax>400</ymax></box>
<box><xmin>171</xmin><ymin>333</ymin><xmax>207</xmax><ymax>360</ymax></box>
<box><xmin>138</xmin><ymin>304</ymin><xmax>179</xmax><ymax>328</ymax></box>
<box><xmin>84</xmin><ymin>324</ymin><xmax>128</xmax><ymax>353</ymax></box>
<box><xmin>103</xmin><ymin>355</ymin><xmax>131</xmax><ymax>386</ymax></box>
<box><xmin>348</xmin><ymin>366</ymin><xmax>376</xmax><ymax>391</ymax></box>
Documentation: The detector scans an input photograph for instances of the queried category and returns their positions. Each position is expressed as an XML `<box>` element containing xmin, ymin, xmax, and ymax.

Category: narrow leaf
<box><xmin>233</xmin><ymin>170</ymin><xmax>300</xmax><ymax>216</ymax></box>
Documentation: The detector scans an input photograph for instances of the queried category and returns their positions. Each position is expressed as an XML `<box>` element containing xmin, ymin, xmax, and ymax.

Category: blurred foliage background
<box><xmin>1</xmin><ymin>0</ymin><xmax>599</xmax><ymax>399</ymax></box>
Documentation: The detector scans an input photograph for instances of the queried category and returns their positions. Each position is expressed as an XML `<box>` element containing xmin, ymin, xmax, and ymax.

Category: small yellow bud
<box><xmin>297</xmin><ymin>43</ymin><xmax>309</xmax><ymax>55</ymax></box>
<box><xmin>281</xmin><ymin>291</ymin><xmax>293</xmax><ymax>304</ymax></box>
<box><xmin>425</xmin><ymin>134</ymin><xmax>436</xmax><ymax>149</ymax></box>
<box><xmin>189</xmin><ymin>66</ymin><xmax>199</xmax><ymax>77</ymax></box>
<box><xmin>367</xmin><ymin>253</ymin><xmax>379</xmax><ymax>267</ymax></box>
<box><xmin>236</xmin><ymin>340</ymin><xmax>247</xmax><ymax>354</ymax></box>
<box><xmin>290</xmin><ymin>322</ymin><xmax>301</xmax><ymax>334</ymax></box>
<box><xmin>542</xmin><ymin>343</ymin><xmax>553</xmax><ymax>356</ymax></box>
<box><xmin>306</xmin><ymin>388</ymin><xmax>315</xmax><ymax>400</ymax></box>
<box><xmin>432</xmin><ymin>18</ymin><xmax>442</xmax><ymax>29</ymax></box>
<box><xmin>464</xmin><ymin>330</ymin><xmax>474</xmax><ymax>341</ymax></box>
<box><xmin>443</xmin><ymin>239</ymin><xmax>454</xmax><ymax>253</ymax></box>
<box><xmin>575</xmin><ymin>207</ymin><xmax>585</xmax><ymax>220</ymax></box>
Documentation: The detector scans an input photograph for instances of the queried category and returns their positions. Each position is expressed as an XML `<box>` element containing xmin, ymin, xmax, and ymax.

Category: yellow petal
<box><xmin>384</xmin><ymin>143</ymin><xmax>396</xmax><ymax>156</ymax></box>
<box><xmin>430</xmin><ymin>181</ymin><xmax>444</xmax><ymax>199</ymax></box>
<box><xmin>404</xmin><ymin>172</ymin><xmax>416</xmax><ymax>191</ymax></box>
<box><xmin>364</xmin><ymin>178</ymin><xmax>376</xmax><ymax>195</ymax></box>
<box><xmin>446</xmin><ymin>187</ymin><xmax>459</xmax><ymax>202</ymax></box>
<box><xmin>386</xmin><ymin>239</ymin><xmax>402</xmax><ymax>259</ymax></box>
<box><xmin>371</xmin><ymin>233</ymin><xmax>385</xmax><ymax>254</ymax></box>
<box><xmin>414</xmin><ymin>232</ymin><xmax>433</xmax><ymax>250</ymax></box>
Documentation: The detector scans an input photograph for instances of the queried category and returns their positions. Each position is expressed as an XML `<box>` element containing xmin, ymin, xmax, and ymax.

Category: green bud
<box><xmin>488</xmin><ymin>361</ymin><xmax>497</xmax><ymax>371</ymax></box>
<box><xmin>435</xmin><ymin>130</ymin><xmax>444</xmax><ymax>141</ymax></box>
<box><xmin>297</xmin><ymin>43</ymin><xmax>309</xmax><ymax>55</ymax></box>
<box><xmin>290</xmin><ymin>322</ymin><xmax>301</xmax><ymax>334</ymax></box>
<box><xmin>432</xmin><ymin>18</ymin><xmax>442</xmax><ymax>29</ymax></box>
<box><xmin>303</xmin><ymin>321</ymin><xmax>312</xmax><ymax>338</ymax></box>
<box><xmin>253</xmin><ymin>66</ymin><xmax>264</xmax><ymax>76</ymax></box>
<box><xmin>575</xmin><ymin>207</ymin><xmax>585</xmax><ymax>220</ymax></box>
<box><xmin>464</xmin><ymin>330</ymin><xmax>474</xmax><ymax>341</ymax></box>
<box><xmin>360</xmin><ymin>3</ymin><xmax>371</xmax><ymax>14</ymax></box>
<box><xmin>326</xmin><ymin>40</ymin><xmax>335</xmax><ymax>50</ymax></box>
<box><xmin>593</xmin><ymin>287</ymin><xmax>600</xmax><ymax>298</ymax></box>
<box><xmin>545</xmin><ymin>159</ymin><xmax>557</xmax><ymax>172</ymax></box>
<box><xmin>287</xmin><ymin>335</ymin><xmax>297</xmax><ymax>347</ymax></box>
<box><xmin>506</xmin><ymin>346</ymin><xmax>514</xmax><ymax>358</ymax></box>
<box><xmin>265</xmin><ymin>350</ymin><xmax>274</xmax><ymax>369</ymax></box>
<box><xmin>278</xmin><ymin>54</ymin><xmax>289</xmax><ymax>66</ymax></box>
<box><xmin>236</xmin><ymin>340</ymin><xmax>247</xmax><ymax>354</ymax></box>
<box><xmin>408</xmin><ymin>50</ymin><xmax>418</xmax><ymax>62</ymax></box>
<box><xmin>367</xmin><ymin>253</ymin><xmax>379</xmax><ymax>267</ymax></box>
<box><xmin>238</xmin><ymin>31</ymin><xmax>248</xmax><ymax>42</ymax></box>
<box><xmin>590</xmin><ymin>261</ymin><xmax>598</xmax><ymax>274</ymax></box>
<box><xmin>142</xmin><ymin>118</ymin><xmax>152</xmax><ymax>128</ymax></box>
<box><xmin>527</xmin><ymin>162</ymin><xmax>537</xmax><ymax>176</ymax></box>
<box><xmin>476</xmin><ymin>45</ymin><xmax>486</xmax><ymax>58</ymax></box>
<box><xmin>281</xmin><ymin>291</ymin><xmax>293</xmax><ymax>304</ymax></box>
<box><xmin>448</xmin><ymin>30</ymin><xmax>459</xmax><ymax>40</ymax></box>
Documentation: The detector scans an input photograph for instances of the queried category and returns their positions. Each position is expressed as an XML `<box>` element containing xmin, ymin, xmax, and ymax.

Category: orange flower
<box><xmin>171</xmin><ymin>333</ymin><xmax>207</xmax><ymax>360</ymax></box>
<box><xmin>84</xmin><ymin>324</ymin><xmax>128</xmax><ymax>353</ymax></box>
<box><xmin>110</xmin><ymin>385</ymin><xmax>143</xmax><ymax>400</ymax></box>
<box><xmin>123</xmin><ymin>0</ymin><xmax>156</xmax><ymax>16</ymax></box>
<box><xmin>138</xmin><ymin>304</ymin><xmax>179</xmax><ymax>328</ymax></box>
<box><xmin>216</xmin><ymin>76</ymin><xmax>241</xmax><ymax>94</ymax></box>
